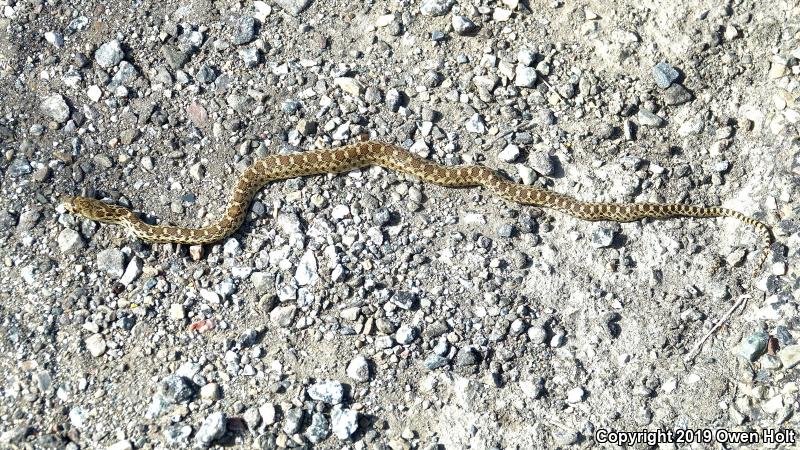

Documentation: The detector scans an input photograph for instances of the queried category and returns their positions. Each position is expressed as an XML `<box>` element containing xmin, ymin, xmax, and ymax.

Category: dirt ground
<box><xmin>1</xmin><ymin>0</ymin><xmax>798</xmax><ymax>448</ymax></box>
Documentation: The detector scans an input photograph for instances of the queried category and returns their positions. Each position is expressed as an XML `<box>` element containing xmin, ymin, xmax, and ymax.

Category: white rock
<box><xmin>107</xmin><ymin>440</ymin><xmax>133</xmax><ymax>450</ymax></box>
<box><xmin>58</xmin><ymin>229</ymin><xmax>85</xmax><ymax>253</ymax></box>
<box><xmin>253</xmin><ymin>1</ymin><xmax>272</xmax><ymax>21</ymax></box>
<box><xmin>395</xmin><ymin>324</ymin><xmax>418</xmax><ymax>344</ymax></box>
<box><xmin>517</xmin><ymin>49</ymin><xmax>535</xmax><ymax>66</ymax></box>
<box><xmin>677</xmin><ymin>117</ymin><xmax>704</xmax><ymax>136</ymax></box>
<box><xmin>566</xmin><ymin>387</ymin><xmax>585</xmax><ymax>403</ymax></box>
<box><xmin>514</xmin><ymin>65</ymin><xmax>537</xmax><ymax>87</ymax></box>
<box><xmin>779</xmin><ymin>344</ymin><xmax>800</xmax><ymax>369</ymax></box>
<box><xmin>45</xmin><ymin>31</ymin><xmax>64</xmax><ymax>48</ymax></box>
<box><xmin>419</xmin><ymin>0</ymin><xmax>454</xmax><ymax>16</ymax></box>
<box><xmin>200</xmin><ymin>383</ymin><xmax>221</xmax><ymax>401</ymax></box>
<box><xmin>465</xmin><ymin>113</ymin><xmax>486</xmax><ymax>133</ymax></box>
<box><xmin>96</xmin><ymin>248</ymin><xmax>126</xmax><ymax>278</ymax></box>
<box><xmin>269</xmin><ymin>304</ymin><xmax>296</xmax><ymax>327</ymax></box>
<box><xmin>307</xmin><ymin>380</ymin><xmax>344</xmax><ymax>404</ymax></box>
<box><xmin>189</xmin><ymin>162</ymin><xmax>205</xmax><ymax>181</ymax></box>
<box><xmin>346</xmin><ymin>356</ymin><xmax>370</xmax><ymax>382</ymax></box>
<box><xmin>463</xmin><ymin>213</ymin><xmax>487</xmax><ymax>225</ymax></box>
<box><xmin>498</xmin><ymin>144</ymin><xmax>520</xmax><ymax>162</ymax></box>
<box><xmin>222</xmin><ymin>238</ymin><xmax>241</xmax><ymax>256</ymax></box>
<box><xmin>331</xmin><ymin>205</ymin><xmax>351</xmax><ymax>220</ymax></box>
<box><xmin>40</xmin><ymin>94</ymin><xmax>70</xmax><ymax>123</ymax></box>
<box><xmin>331</xmin><ymin>408</ymin><xmax>359</xmax><ymax>439</ymax></box>
<box><xmin>334</xmin><ymin>77</ymin><xmax>364</xmax><ymax>96</ymax></box>
<box><xmin>194</xmin><ymin>412</ymin><xmax>226</xmax><ymax>447</ymax></box>
<box><xmin>199</xmin><ymin>288</ymin><xmax>221</xmax><ymax>304</ymax></box>
<box><xmin>169</xmin><ymin>304</ymin><xmax>185</xmax><ymax>320</ymax></box>
<box><xmin>295</xmin><ymin>250</ymin><xmax>319</xmax><ymax>286</ymax></box>
<box><xmin>517</xmin><ymin>165</ymin><xmax>535</xmax><ymax>185</ymax></box>
<box><xmin>375</xmin><ymin>14</ymin><xmax>395</xmax><ymax>27</ymax></box>
<box><xmin>85</xmin><ymin>333</ymin><xmax>106</xmax><ymax>357</ymax></box>
<box><xmin>119</xmin><ymin>257</ymin><xmax>142</xmax><ymax>285</ymax></box>
<box><xmin>332</xmin><ymin>123</ymin><xmax>350</xmax><ymax>140</ymax></box>
<box><xmin>259</xmin><ymin>402</ymin><xmax>277</xmax><ymax>425</ymax></box>
<box><xmin>724</xmin><ymin>25</ymin><xmax>739</xmax><ymax>41</ymax></box>
<box><xmin>94</xmin><ymin>40</ymin><xmax>124</xmax><ymax>68</ymax></box>
<box><xmin>69</xmin><ymin>406</ymin><xmax>86</xmax><ymax>428</ymax></box>
<box><xmin>87</xmin><ymin>85</ymin><xmax>102</xmax><ymax>102</ymax></box>
<box><xmin>762</xmin><ymin>395</ymin><xmax>784</xmax><ymax>415</ymax></box>
<box><xmin>451</xmin><ymin>15</ymin><xmax>477</xmax><ymax>35</ymax></box>
<box><xmin>410</xmin><ymin>139</ymin><xmax>430</xmax><ymax>157</ymax></box>
<box><xmin>637</xmin><ymin>109</ymin><xmax>665</xmax><ymax>127</ymax></box>
<box><xmin>493</xmin><ymin>8</ymin><xmax>512</xmax><ymax>21</ymax></box>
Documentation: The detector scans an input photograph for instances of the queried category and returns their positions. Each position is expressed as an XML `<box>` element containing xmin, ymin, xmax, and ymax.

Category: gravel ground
<box><xmin>1</xmin><ymin>0</ymin><xmax>799</xmax><ymax>448</ymax></box>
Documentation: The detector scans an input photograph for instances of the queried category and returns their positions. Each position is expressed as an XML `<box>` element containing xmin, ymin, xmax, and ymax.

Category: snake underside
<box><xmin>62</xmin><ymin>141</ymin><xmax>773</xmax><ymax>273</ymax></box>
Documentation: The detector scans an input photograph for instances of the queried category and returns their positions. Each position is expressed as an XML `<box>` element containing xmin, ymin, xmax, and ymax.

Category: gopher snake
<box><xmin>62</xmin><ymin>141</ymin><xmax>773</xmax><ymax>274</ymax></box>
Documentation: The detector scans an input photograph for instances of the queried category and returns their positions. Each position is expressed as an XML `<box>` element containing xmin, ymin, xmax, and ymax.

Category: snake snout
<box><xmin>60</xmin><ymin>195</ymin><xmax>77</xmax><ymax>213</ymax></box>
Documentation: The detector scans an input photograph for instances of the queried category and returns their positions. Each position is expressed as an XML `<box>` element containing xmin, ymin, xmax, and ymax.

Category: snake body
<box><xmin>62</xmin><ymin>141</ymin><xmax>773</xmax><ymax>273</ymax></box>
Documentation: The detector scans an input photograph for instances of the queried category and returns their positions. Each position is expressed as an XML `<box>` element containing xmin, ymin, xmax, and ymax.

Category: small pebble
<box><xmin>664</xmin><ymin>84</ymin><xmax>693</xmax><ymax>105</ymax></box>
<box><xmin>424</xmin><ymin>354</ymin><xmax>449</xmax><ymax>370</ymax></box>
<box><xmin>590</xmin><ymin>226</ymin><xmax>615</xmax><ymax>248</ymax></box>
<box><xmin>652</xmin><ymin>62</ymin><xmax>679</xmax><ymax>88</ymax></box>
<box><xmin>306</xmin><ymin>412</ymin><xmax>330</xmax><ymax>443</ymax></box>
<box><xmin>334</xmin><ymin>77</ymin><xmax>364</xmax><ymax>96</ymax></box>
<box><xmin>331</xmin><ymin>408</ymin><xmax>359</xmax><ymax>439</ymax></box>
<box><xmin>307</xmin><ymin>380</ymin><xmax>344</xmax><ymax>404</ymax></box>
<box><xmin>94</xmin><ymin>40</ymin><xmax>124</xmax><ymax>68</ymax></box>
<box><xmin>295</xmin><ymin>250</ymin><xmax>319</xmax><ymax>286</ymax></box>
<box><xmin>40</xmin><ymin>94</ymin><xmax>70</xmax><ymax>123</ymax></box>
<box><xmin>58</xmin><ymin>229</ymin><xmax>85</xmax><ymax>253</ymax></box>
<box><xmin>85</xmin><ymin>334</ymin><xmax>106</xmax><ymax>357</ymax></box>
<box><xmin>283</xmin><ymin>408</ymin><xmax>304</xmax><ymax>435</ymax></box>
<box><xmin>238</xmin><ymin>47</ymin><xmax>260</xmax><ymax>67</ymax></box>
<box><xmin>466</xmin><ymin>113</ymin><xmax>486</xmax><ymax>133</ymax></box>
<box><xmin>346</xmin><ymin>356</ymin><xmax>370</xmax><ymax>382</ymax></box>
<box><xmin>518</xmin><ymin>49</ymin><xmax>535</xmax><ymax>66</ymax></box>
<box><xmin>200</xmin><ymin>383</ymin><xmax>221</xmax><ymax>401</ymax></box>
<box><xmin>195</xmin><ymin>412</ymin><xmax>226</xmax><ymax>448</ymax></box>
<box><xmin>566</xmin><ymin>387</ymin><xmax>585</xmax><ymax>403</ymax></box>
<box><xmin>169</xmin><ymin>304</ymin><xmax>185</xmax><ymax>320</ymax></box>
<box><xmin>232</xmin><ymin>16</ymin><xmax>256</xmax><ymax>45</ymax></box>
<box><xmin>273</xmin><ymin>0</ymin><xmax>312</xmax><ymax>16</ymax></box>
<box><xmin>637</xmin><ymin>109</ymin><xmax>665</xmax><ymax>127</ymax></box>
<box><xmin>514</xmin><ymin>65</ymin><xmax>537</xmax><ymax>87</ymax></box>
<box><xmin>735</xmin><ymin>330</ymin><xmax>769</xmax><ymax>362</ymax></box>
<box><xmin>259</xmin><ymin>402</ymin><xmax>277</xmax><ymax>425</ymax></box>
<box><xmin>452</xmin><ymin>16</ymin><xmax>477</xmax><ymax>35</ymax></box>
<box><xmin>420</xmin><ymin>0</ymin><xmax>455</xmax><ymax>16</ymax></box>
<box><xmin>44</xmin><ymin>31</ymin><xmax>64</xmax><ymax>48</ymax></box>
<box><xmin>498</xmin><ymin>144</ymin><xmax>520</xmax><ymax>162</ymax></box>
<box><xmin>779</xmin><ymin>344</ymin><xmax>800</xmax><ymax>369</ymax></box>
<box><xmin>395</xmin><ymin>324</ymin><xmax>419</xmax><ymax>345</ymax></box>
<box><xmin>87</xmin><ymin>85</ymin><xmax>102</xmax><ymax>102</ymax></box>
<box><xmin>96</xmin><ymin>248</ymin><xmax>126</xmax><ymax>279</ymax></box>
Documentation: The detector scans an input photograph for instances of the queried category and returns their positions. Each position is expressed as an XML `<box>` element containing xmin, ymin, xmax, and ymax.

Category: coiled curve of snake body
<box><xmin>62</xmin><ymin>141</ymin><xmax>773</xmax><ymax>274</ymax></box>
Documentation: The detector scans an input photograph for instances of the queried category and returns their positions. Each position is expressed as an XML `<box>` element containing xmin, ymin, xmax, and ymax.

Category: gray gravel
<box><xmin>0</xmin><ymin>0</ymin><xmax>797</xmax><ymax>448</ymax></box>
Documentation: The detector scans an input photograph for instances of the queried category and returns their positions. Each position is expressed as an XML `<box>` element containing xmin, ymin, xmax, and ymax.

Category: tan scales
<box><xmin>61</xmin><ymin>141</ymin><xmax>773</xmax><ymax>274</ymax></box>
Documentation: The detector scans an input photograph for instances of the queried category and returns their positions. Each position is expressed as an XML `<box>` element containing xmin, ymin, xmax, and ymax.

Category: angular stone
<box><xmin>41</xmin><ymin>94</ymin><xmax>70</xmax><ymax>123</ymax></box>
<box><xmin>94</xmin><ymin>40</ymin><xmax>124</xmax><ymax>68</ymax></box>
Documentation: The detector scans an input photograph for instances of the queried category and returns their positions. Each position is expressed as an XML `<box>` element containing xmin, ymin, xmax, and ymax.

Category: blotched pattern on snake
<box><xmin>62</xmin><ymin>141</ymin><xmax>773</xmax><ymax>274</ymax></box>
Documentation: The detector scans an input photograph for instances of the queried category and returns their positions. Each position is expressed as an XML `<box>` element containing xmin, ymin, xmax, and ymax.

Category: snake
<box><xmin>61</xmin><ymin>140</ymin><xmax>773</xmax><ymax>274</ymax></box>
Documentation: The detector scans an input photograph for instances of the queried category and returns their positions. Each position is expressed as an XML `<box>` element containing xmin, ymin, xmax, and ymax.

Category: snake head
<box><xmin>60</xmin><ymin>195</ymin><xmax>128</xmax><ymax>224</ymax></box>
<box><xmin>60</xmin><ymin>195</ymin><xmax>78</xmax><ymax>213</ymax></box>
